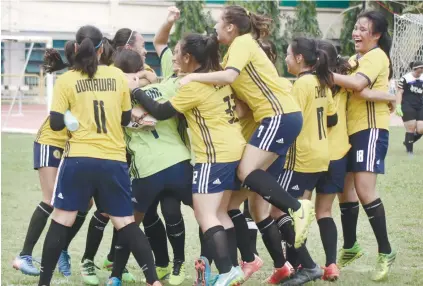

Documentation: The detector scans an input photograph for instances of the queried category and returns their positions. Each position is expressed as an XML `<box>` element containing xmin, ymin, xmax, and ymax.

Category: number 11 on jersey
<box><xmin>93</xmin><ymin>100</ymin><xmax>107</xmax><ymax>134</ymax></box>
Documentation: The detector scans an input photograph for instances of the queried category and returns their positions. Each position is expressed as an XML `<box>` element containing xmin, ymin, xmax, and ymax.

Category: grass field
<box><xmin>1</xmin><ymin>128</ymin><xmax>423</xmax><ymax>286</ymax></box>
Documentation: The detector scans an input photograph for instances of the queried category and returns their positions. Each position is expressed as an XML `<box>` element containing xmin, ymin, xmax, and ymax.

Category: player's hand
<box><xmin>126</xmin><ymin>73</ymin><xmax>140</xmax><ymax>90</ymax></box>
<box><xmin>167</xmin><ymin>6</ymin><xmax>180</xmax><ymax>24</ymax></box>
<box><xmin>395</xmin><ymin>104</ymin><xmax>403</xmax><ymax>117</ymax></box>
<box><xmin>179</xmin><ymin>74</ymin><xmax>194</xmax><ymax>87</ymax></box>
<box><xmin>388</xmin><ymin>102</ymin><xmax>396</xmax><ymax>114</ymax></box>
<box><xmin>131</xmin><ymin>105</ymin><xmax>148</xmax><ymax>122</ymax></box>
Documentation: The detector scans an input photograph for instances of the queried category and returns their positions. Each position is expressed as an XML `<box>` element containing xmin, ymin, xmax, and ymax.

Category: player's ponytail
<box><xmin>223</xmin><ymin>5</ymin><xmax>271</xmax><ymax>40</ymax></box>
<box><xmin>315</xmin><ymin>49</ymin><xmax>334</xmax><ymax>89</ymax></box>
<box><xmin>43</xmin><ymin>40</ymin><xmax>76</xmax><ymax>73</ymax></box>
<box><xmin>74</xmin><ymin>25</ymin><xmax>103</xmax><ymax>78</ymax></box>
<box><xmin>258</xmin><ymin>39</ymin><xmax>277</xmax><ymax>65</ymax></box>
<box><xmin>113</xmin><ymin>49</ymin><xmax>144</xmax><ymax>74</ymax></box>
<box><xmin>100</xmin><ymin>37</ymin><xmax>115</xmax><ymax>66</ymax></box>
<box><xmin>181</xmin><ymin>33</ymin><xmax>222</xmax><ymax>73</ymax></box>
<box><xmin>358</xmin><ymin>10</ymin><xmax>393</xmax><ymax>79</ymax></box>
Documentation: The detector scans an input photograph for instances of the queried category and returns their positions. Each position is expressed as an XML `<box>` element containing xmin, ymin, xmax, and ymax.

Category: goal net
<box><xmin>1</xmin><ymin>36</ymin><xmax>54</xmax><ymax>133</ymax></box>
<box><xmin>391</xmin><ymin>13</ymin><xmax>423</xmax><ymax>81</ymax></box>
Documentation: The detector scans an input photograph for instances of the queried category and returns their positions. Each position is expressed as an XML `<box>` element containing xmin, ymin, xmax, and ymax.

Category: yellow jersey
<box><xmin>170</xmin><ymin>82</ymin><xmax>246</xmax><ymax>164</ymax></box>
<box><xmin>285</xmin><ymin>73</ymin><xmax>336</xmax><ymax>173</ymax></box>
<box><xmin>222</xmin><ymin>34</ymin><xmax>300</xmax><ymax>122</ymax></box>
<box><xmin>50</xmin><ymin>66</ymin><xmax>132</xmax><ymax>162</ymax></box>
<box><xmin>35</xmin><ymin>116</ymin><xmax>68</xmax><ymax>149</ymax></box>
<box><xmin>328</xmin><ymin>88</ymin><xmax>351</xmax><ymax>161</ymax></box>
<box><xmin>347</xmin><ymin>48</ymin><xmax>390</xmax><ymax>135</ymax></box>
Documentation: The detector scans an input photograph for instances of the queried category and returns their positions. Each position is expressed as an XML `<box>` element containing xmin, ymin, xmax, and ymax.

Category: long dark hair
<box><xmin>74</xmin><ymin>25</ymin><xmax>103</xmax><ymax>78</ymax></box>
<box><xmin>101</xmin><ymin>28</ymin><xmax>139</xmax><ymax>65</ymax></box>
<box><xmin>291</xmin><ymin>37</ymin><xmax>333</xmax><ymax>89</ymax></box>
<box><xmin>113</xmin><ymin>49</ymin><xmax>144</xmax><ymax>73</ymax></box>
<box><xmin>258</xmin><ymin>39</ymin><xmax>277</xmax><ymax>65</ymax></box>
<box><xmin>42</xmin><ymin>40</ymin><xmax>76</xmax><ymax>73</ymax></box>
<box><xmin>223</xmin><ymin>5</ymin><xmax>272</xmax><ymax>40</ymax></box>
<box><xmin>357</xmin><ymin>10</ymin><xmax>392</xmax><ymax>79</ymax></box>
<box><xmin>180</xmin><ymin>33</ymin><xmax>221</xmax><ymax>73</ymax></box>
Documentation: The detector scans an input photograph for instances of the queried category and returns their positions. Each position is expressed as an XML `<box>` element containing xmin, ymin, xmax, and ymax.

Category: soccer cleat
<box><xmin>12</xmin><ymin>255</ymin><xmax>40</xmax><ymax>276</ymax></box>
<box><xmin>263</xmin><ymin>261</ymin><xmax>294</xmax><ymax>284</ymax></box>
<box><xmin>280</xmin><ymin>264</ymin><xmax>323</xmax><ymax>286</ymax></box>
<box><xmin>169</xmin><ymin>260</ymin><xmax>185</xmax><ymax>285</ymax></box>
<box><xmin>213</xmin><ymin>266</ymin><xmax>244</xmax><ymax>286</ymax></box>
<box><xmin>147</xmin><ymin>282</ymin><xmax>163</xmax><ymax>286</ymax></box>
<box><xmin>240</xmin><ymin>254</ymin><xmax>263</xmax><ymax>281</ymax></box>
<box><xmin>338</xmin><ymin>242</ymin><xmax>364</xmax><ymax>268</ymax></box>
<box><xmin>322</xmin><ymin>263</ymin><xmax>340</xmax><ymax>281</ymax></box>
<box><xmin>193</xmin><ymin>256</ymin><xmax>212</xmax><ymax>286</ymax></box>
<box><xmin>156</xmin><ymin>265</ymin><xmax>170</xmax><ymax>280</ymax></box>
<box><xmin>371</xmin><ymin>250</ymin><xmax>397</xmax><ymax>281</ymax></box>
<box><xmin>58</xmin><ymin>250</ymin><xmax>71</xmax><ymax>277</ymax></box>
<box><xmin>103</xmin><ymin>258</ymin><xmax>136</xmax><ymax>283</ymax></box>
<box><xmin>289</xmin><ymin>200</ymin><xmax>315</xmax><ymax>248</ymax></box>
<box><xmin>80</xmin><ymin>259</ymin><xmax>100</xmax><ymax>285</ymax></box>
<box><xmin>106</xmin><ymin>277</ymin><xmax>121</xmax><ymax>286</ymax></box>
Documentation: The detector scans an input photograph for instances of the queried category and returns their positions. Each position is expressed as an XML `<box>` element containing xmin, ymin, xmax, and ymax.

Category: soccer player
<box><xmin>129</xmin><ymin>32</ymin><xmax>246</xmax><ymax>286</ymax></box>
<box><xmin>332</xmin><ymin>10</ymin><xmax>396</xmax><ymax>281</ymax></box>
<box><xmin>395</xmin><ymin>61</ymin><xmax>423</xmax><ymax>154</ymax></box>
<box><xmin>180</xmin><ymin>4</ymin><xmax>314</xmax><ymax>258</ymax></box>
<box><xmin>37</xmin><ymin>25</ymin><xmax>160</xmax><ymax>286</ymax></box>
<box><xmin>12</xmin><ymin>40</ymin><xmax>85</xmax><ymax>278</ymax></box>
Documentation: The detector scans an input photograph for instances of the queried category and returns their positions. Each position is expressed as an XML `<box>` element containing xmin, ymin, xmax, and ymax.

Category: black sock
<box><xmin>297</xmin><ymin>244</ymin><xmax>316</xmax><ymax>269</ymax></box>
<box><xmin>144</xmin><ymin>214</ymin><xmax>169</xmax><ymax>267</ymax></box>
<box><xmin>199</xmin><ymin>227</ymin><xmax>213</xmax><ymax>265</ymax></box>
<box><xmin>107</xmin><ymin>228</ymin><xmax>118</xmax><ymax>262</ymax></box>
<box><xmin>110</xmin><ymin>235</ymin><xmax>130</xmax><ymax>280</ymax></box>
<box><xmin>228</xmin><ymin>209</ymin><xmax>254</xmax><ymax>263</ymax></box>
<box><xmin>203</xmin><ymin>225</ymin><xmax>232</xmax><ymax>274</ymax></box>
<box><xmin>243</xmin><ymin>200</ymin><xmax>259</xmax><ymax>256</ymax></box>
<box><xmin>340</xmin><ymin>202</ymin><xmax>359</xmax><ymax>249</ymax></box>
<box><xmin>244</xmin><ymin>169</ymin><xmax>301</xmax><ymax>213</ymax></box>
<box><xmin>21</xmin><ymin>202</ymin><xmax>53</xmax><ymax>256</ymax></box>
<box><xmin>82</xmin><ymin>210</ymin><xmax>109</xmax><ymax>262</ymax></box>
<box><xmin>225</xmin><ymin>227</ymin><xmax>239</xmax><ymax>267</ymax></box>
<box><xmin>117</xmin><ymin>223</ymin><xmax>158</xmax><ymax>284</ymax></box>
<box><xmin>64</xmin><ymin>211</ymin><xmax>87</xmax><ymax>251</ymax></box>
<box><xmin>363</xmin><ymin>199</ymin><xmax>392</xmax><ymax>254</ymax></box>
<box><xmin>405</xmin><ymin>132</ymin><xmax>414</xmax><ymax>153</ymax></box>
<box><xmin>317</xmin><ymin>217</ymin><xmax>337</xmax><ymax>266</ymax></box>
<box><xmin>161</xmin><ymin>197</ymin><xmax>185</xmax><ymax>262</ymax></box>
<box><xmin>39</xmin><ymin>220</ymin><xmax>69</xmax><ymax>286</ymax></box>
<box><xmin>257</xmin><ymin>217</ymin><xmax>286</xmax><ymax>268</ymax></box>
<box><xmin>414</xmin><ymin>133</ymin><xmax>422</xmax><ymax>143</ymax></box>
<box><xmin>276</xmin><ymin>215</ymin><xmax>298</xmax><ymax>268</ymax></box>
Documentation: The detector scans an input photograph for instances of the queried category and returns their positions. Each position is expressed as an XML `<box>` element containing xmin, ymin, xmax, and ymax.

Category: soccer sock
<box><xmin>161</xmin><ymin>196</ymin><xmax>185</xmax><ymax>262</ymax></box>
<box><xmin>243</xmin><ymin>200</ymin><xmax>259</xmax><ymax>256</ymax></box>
<box><xmin>38</xmin><ymin>220</ymin><xmax>69</xmax><ymax>286</ymax></box>
<box><xmin>405</xmin><ymin>132</ymin><xmax>414</xmax><ymax>153</ymax></box>
<box><xmin>203</xmin><ymin>225</ymin><xmax>232</xmax><ymax>274</ymax></box>
<box><xmin>21</xmin><ymin>202</ymin><xmax>53</xmax><ymax>256</ymax></box>
<box><xmin>363</xmin><ymin>199</ymin><xmax>392</xmax><ymax>254</ymax></box>
<box><xmin>297</xmin><ymin>243</ymin><xmax>316</xmax><ymax>269</ymax></box>
<box><xmin>244</xmin><ymin>169</ymin><xmax>301</xmax><ymax>213</ymax></box>
<box><xmin>117</xmin><ymin>222</ymin><xmax>158</xmax><ymax>284</ymax></box>
<box><xmin>257</xmin><ymin>217</ymin><xmax>286</xmax><ymax>268</ymax></box>
<box><xmin>63</xmin><ymin>211</ymin><xmax>87</xmax><ymax>251</ymax></box>
<box><xmin>199</xmin><ymin>227</ymin><xmax>213</xmax><ymax>264</ymax></box>
<box><xmin>82</xmin><ymin>210</ymin><xmax>109</xmax><ymax>261</ymax></box>
<box><xmin>414</xmin><ymin>133</ymin><xmax>422</xmax><ymax>143</ymax></box>
<box><xmin>317</xmin><ymin>217</ymin><xmax>338</xmax><ymax>266</ymax></box>
<box><xmin>339</xmin><ymin>202</ymin><xmax>360</xmax><ymax>249</ymax></box>
<box><xmin>225</xmin><ymin>227</ymin><xmax>239</xmax><ymax>267</ymax></box>
<box><xmin>107</xmin><ymin>228</ymin><xmax>118</xmax><ymax>262</ymax></box>
<box><xmin>110</xmin><ymin>233</ymin><xmax>130</xmax><ymax>280</ymax></box>
<box><xmin>276</xmin><ymin>214</ymin><xmax>298</xmax><ymax>268</ymax></box>
<box><xmin>228</xmin><ymin>209</ymin><xmax>255</xmax><ymax>263</ymax></box>
<box><xmin>143</xmin><ymin>213</ymin><xmax>169</xmax><ymax>267</ymax></box>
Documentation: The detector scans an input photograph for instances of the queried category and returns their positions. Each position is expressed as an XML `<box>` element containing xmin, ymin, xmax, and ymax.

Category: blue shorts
<box><xmin>53</xmin><ymin>157</ymin><xmax>133</xmax><ymax>217</ymax></box>
<box><xmin>278</xmin><ymin>169</ymin><xmax>325</xmax><ymax>198</ymax></box>
<box><xmin>33</xmin><ymin>142</ymin><xmax>63</xmax><ymax>169</ymax></box>
<box><xmin>192</xmin><ymin>161</ymin><xmax>241</xmax><ymax>194</ymax></box>
<box><xmin>316</xmin><ymin>155</ymin><xmax>348</xmax><ymax>194</ymax></box>
<box><xmin>249</xmin><ymin>112</ymin><xmax>302</xmax><ymax>155</ymax></box>
<box><xmin>347</xmin><ymin>128</ymin><xmax>389</xmax><ymax>174</ymax></box>
<box><xmin>132</xmin><ymin>160</ymin><xmax>193</xmax><ymax>213</ymax></box>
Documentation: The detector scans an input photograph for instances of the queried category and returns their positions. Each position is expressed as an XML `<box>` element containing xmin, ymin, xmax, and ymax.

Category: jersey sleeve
<box><xmin>326</xmin><ymin>89</ymin><xmax>336</xmax><ymax>116</ymax></box>
<box><xmin>160</xmin><ymin>47</ymin><xmax>174</xmax><ymax>79</ymax></box>
<box><xmin>355</xmin><ymin>51</ymin><xmax>385</xmax><ymax>87</ymax></box>
<box><xmin>397</xmin><ymin>76</ymin><xmax>406</xmax><ymax>90</ymax></box>
<box><xmin>224</xmin><ymin>36</ymin><xmax>252</xmax><ymax>73</ymax></box>
<box><xmin>170</xmin><ymin>83</ymin><xmax>208</xmax><ymax>113</ymax></box>
<box><xmin>50</xmin><ymin>76</ymin><xmax>70</xmax><ymax>114</ymax></box>
<box><xmin>121</xmin><ymin>76</ymin><xmax>132</xmax><ymax>112</ymax></box>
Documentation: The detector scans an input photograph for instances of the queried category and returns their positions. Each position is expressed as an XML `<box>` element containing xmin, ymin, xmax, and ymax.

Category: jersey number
<box><xmin>93</xmin><ymin>100</ymin><xmax>107</xmax><ymax>134</ymax></box>
<box><xmin>223</xmin><ymin>94</ymin><xmax>239</xmax><ymax>124</ymax></box>
<box><xmin>316</xmin><ymin>107</ymin><xmax>326</xmax><ymax>140</ymax></box>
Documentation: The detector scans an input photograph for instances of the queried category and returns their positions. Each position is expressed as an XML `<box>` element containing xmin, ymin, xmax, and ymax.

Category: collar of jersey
<box><xmin>298</xmin><ymin>70</ymin><xmax>314</xmax><ymax>78</ymax></box>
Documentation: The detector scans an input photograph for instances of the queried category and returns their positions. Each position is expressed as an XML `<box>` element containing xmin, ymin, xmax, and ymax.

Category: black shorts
<box><xmin>402</xmin><ymin>101</ymin><xmax>423</xmax><ymax>122</ymax></box>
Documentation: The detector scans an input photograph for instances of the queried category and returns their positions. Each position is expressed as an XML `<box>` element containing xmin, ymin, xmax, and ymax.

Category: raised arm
<box><xmin>153</xmin><ymin>6</ymin><xmax>180</xmax><ymax>56</ymax></box>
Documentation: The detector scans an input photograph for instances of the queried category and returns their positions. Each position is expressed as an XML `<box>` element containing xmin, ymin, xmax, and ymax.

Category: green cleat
<box><xmin>169</xmin><ymin>260</ymin><xmax>185</xmax><ymax>285</ymax></box>
<box><xmin>156</xmin><ymin>264</ymin><xmax>170</xmax><ymax>280</ymax></box>
<box><xmin>371</xmin><ymin>250</ymin><xmax>397</xmax><ymax>281</ymax></box>
<box><xmin>80</xmin><ymin>259</ymin><xmax>100</xmax><ymax>285</ymax></box>
<box><xmin>338</xmin><ymin>242</ymin><xmax>364</xmax><ymax>268</ymax></box>
<box><xmin>289</xmin><ymin>200</ymin><xmax>315</xmax><ymax>248</ymax></box>
<box><xmin>103</xmin><ymin>258</ymin><xmax>136</xmax><ymax>283</ymax></box>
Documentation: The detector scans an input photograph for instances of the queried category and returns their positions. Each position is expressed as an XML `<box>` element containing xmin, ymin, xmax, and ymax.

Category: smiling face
<box><xmin>285</xmin><ymin>45</ymin><xmax>302</xmax><ymax>76</ymax></box>
<box><xmin>129</xmin><ymin>33</ymin><xmax>147</xmax><ymax>63</ymax></box>
<box><xmin>214</xmin><ymin>11</ymin><xmax>234</xmax><ymax>45</ymax></box>
<box><xmin>352</xmin><ymin>17</ymin><xmax>380</xmax><ymax>55</ymax></box>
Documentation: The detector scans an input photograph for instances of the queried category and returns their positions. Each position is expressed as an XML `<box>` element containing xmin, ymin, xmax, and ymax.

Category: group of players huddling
<box><xmin>11</xmin><ymin>4</ymin><xmax>402</xmax><ymax>286</ymax></box>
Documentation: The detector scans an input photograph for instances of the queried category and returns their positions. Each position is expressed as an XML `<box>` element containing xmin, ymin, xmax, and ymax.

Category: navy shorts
<box><xmin>249</xmin><ymin>112</ymin><xmax>302</xmax><ymax>156</ymax></box>
<box><xmin>278</xmin><ymin>169</ymin><xmax>325</xmax><ymax>199</ymax></box>
<box><xmin>192</xmin><ymin>161</ymin><xmax>241</xmax><ymax>194</ymax></box>
<box><xmin>131</xmin><ymin>160</ymin><xmax>193</xmax><ymax>213</ymax></box>
<box><xmin>316</xmin><ymin>155</ymin><xmax>348</xmax><ymax>194</ymax></box>
<box><xmin>347</xmin><ymin>128</ymin><xmax>389</xmax><ymax>174</ymax></box>
<box><xmin>33</xmin><ymin>142</ymin><xmax>63</xmax><ymax>169</ymax></box>
<box><xmin>53</xmin><ymin>157</ymin><xmax>133</xmax><ymax>217</ymax></box>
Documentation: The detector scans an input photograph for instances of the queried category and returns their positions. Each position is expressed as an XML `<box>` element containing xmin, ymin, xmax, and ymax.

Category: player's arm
<box><xmin>234</xmin><ymin>97</ymin><xmax>251</xmax><ymax>119</ymax></box>
<box><xmin>154</xmin><ymin>6</ymin><xmax>179</xmax><ymax>58</ymax></box>
<box><xmin>120</xmin><ymin>74</ymin><xmax>133</xmax><ymax>126</ymax></box>
<box><xmin>132</xmin><ymin>87</ymin><xmax>177</xmax><ymax>120</ymax></box>
<box><xmin>326</xmin><ymin>90</ymin><xmax>338</xmax><ymax>127</ymax></box>
<box><xmin>50</xmin><ymin>78</ymin><xmax>69</xmax><ymax>131</ymax></box>
<box><xmin>332</xmin><ymin>73</ymin><xmax>369</xmax><ymax>92</ymax></box>
<box><xmin>355</xmin><ymin>88</ymin><xmax>395</xmax><ymax>102</ymax></box>
<box><xmin>395</xmin><ymin>78</ymin><xmax>405</xmax><ymax>105</ymax></box>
